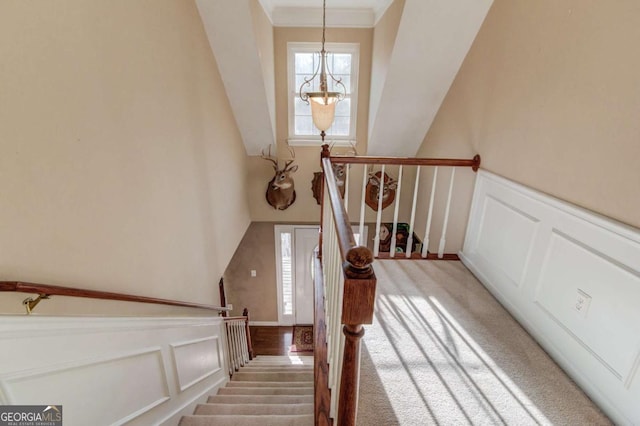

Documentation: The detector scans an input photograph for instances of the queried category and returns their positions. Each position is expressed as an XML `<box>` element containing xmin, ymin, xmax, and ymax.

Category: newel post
<box><xmin>243</xmin><ymin>307</ymin><xmax>254</xmax><ymax>360</ymax></box>
<box><xmin>338</xmin><ymin>246</ymin><xmax>376</xmax><ymax>426</ymax></box>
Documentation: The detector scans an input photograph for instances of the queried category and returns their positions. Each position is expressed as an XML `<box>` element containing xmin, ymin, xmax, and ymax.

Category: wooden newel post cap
<box><xmin>321</xmin><ymin>144</ymin><xmax>331</xmax><ymax>158</ymax></box>
<box><xmin>345</xmin><ymin>246</ymin><xmax>374</xmax><ymax>278</ymax></box>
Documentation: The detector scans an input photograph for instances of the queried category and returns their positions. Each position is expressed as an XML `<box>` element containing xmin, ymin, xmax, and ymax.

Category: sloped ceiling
<box><xmin>196</xmin><ymin>0</ymin><xmax>493</xmax><ymax>157</ymax></box>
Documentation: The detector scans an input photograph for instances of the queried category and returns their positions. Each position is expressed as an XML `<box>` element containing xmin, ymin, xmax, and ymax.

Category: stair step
<box><xmin>179</xmin><ymin>414</ymin><xmax>313</xmax><ymax>426</ymax></box>
<box><xmin>194</xmin><ymin>403</ymin><xmax>313</xmax><ymax>416</ymax></box>
<box><xmin>240</xmin><ymin>366</ymin><xmax>312</xmax><ymax>372</ymax></box>
<box><xmin>252</xmin><ymin>356</ymin><xmax>313</xmax><ymax>364</ymax></box>
<box><xmin>226</xmin><ymin>381</ymin><xmax>314</xmax><ymax>388</ymax></box>
<box><xmin>218</xmin><ymin>387</ymin><xmax>313</xmax><ymax>396</ymax></box>
<box><xmin>232</xmin><ymin>371</ymin><xmax>313</xmax><ymax>382</ymax></box>
<box><xmin>207</xmin><ymin>395</ymin><xmax>314</xmax><ymax>405</ymax></box>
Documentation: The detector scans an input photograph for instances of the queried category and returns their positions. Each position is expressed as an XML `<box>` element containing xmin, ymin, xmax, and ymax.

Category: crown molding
<box><xmin>272</xmin><ymin>7</ymin><xmax>375</xmax><ymax>28</ymax></box>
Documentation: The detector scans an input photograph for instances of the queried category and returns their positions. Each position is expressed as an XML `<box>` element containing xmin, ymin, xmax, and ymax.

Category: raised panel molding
<box><xmin>171</xmin><ymin>337</ymin><xmax>222</xmax><ymax>392</ymax></box>
<box><xmin>475</xmin><ymin>195</ymin><xmax>539</xmax><ymax>288</ymax></box>
<box><xmin>0</xmin><ymin>316</ymin><xmax>227</xmax><ymax>426</ymax></box>
<box><xmin>1</xmin><ymin>348</ymin><xmax>170</xmax><ymax>425</ymax></box>
<box><xmin>461</xmin><ymin>170</ymin><xmax>640</xmax><ymax>426</ymax></box>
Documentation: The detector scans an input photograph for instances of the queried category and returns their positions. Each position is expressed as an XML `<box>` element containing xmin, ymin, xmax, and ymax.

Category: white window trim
<box><xmin>287</xmin><ymin>42</ymin><xmax>360</xmax><ymax>145</ymax></box>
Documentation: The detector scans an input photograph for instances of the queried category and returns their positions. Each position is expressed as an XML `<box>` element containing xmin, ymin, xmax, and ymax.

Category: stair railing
<box><xmin>316</xmin><ymin>144</ymin><xmax>481</xmax><ymax>425</ymax></box>
<box><xmin>223</xmin><ymin>308</ymin><xmax>253</xmax><ymax>377</ymax></box>
<box><xmin>318</xmin><ymin>147</ymin><xmax>376</xmax><ymax>426</ymax></box>
<box><xmin>326</xmin><ymin>146</ymin><xmax>480</xmax><ymax>259</ymax></box>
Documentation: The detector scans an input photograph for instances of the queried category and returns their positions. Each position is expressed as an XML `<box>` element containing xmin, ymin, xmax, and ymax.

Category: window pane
<box><xmin>294</xmin><ymin>96</ymin><xmax>312</xmax><ymax>116</ymax></box>
<box><xmin>332</xmin><ymin>54</ymin><xmax>351</xmax><ymax>74</ymax></box>
<box><xmin>330</xmin><ymin>116</ymin><xmax>350</xmax><ymax>136</ymax></box>
<box><xmin>295</xmin><ymin>53</ymin><xmax>315</xmax><ymax>74</ymax></box>
<box><xmin>295</xmin><ymin>115</ymin><xmax>315</xmax><ymax>135</ymax></box>
<box><xmin>335</xmin><ymin>98</ymin><xmax>351</xmax><ymax>117</ymax></box>
<box><xmin>280</xmin><ymin>232</ymin><xmax>293</xmax><ymax>315</ymax></box>
<box><xmin>296</xmin><ymin>75</ymin><xmax>316</xmax><ymax>92</ymax></box>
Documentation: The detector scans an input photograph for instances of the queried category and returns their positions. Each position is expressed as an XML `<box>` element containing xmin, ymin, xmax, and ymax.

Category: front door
<box><xmin>274</xmin><ymin>225</ymin><xmax>319</xmax><ymax>325</ymax></box>
<box><xmin>294</xmin><ymin>227</ymin><xmax>319</xmax><ymax>325</ymax></box>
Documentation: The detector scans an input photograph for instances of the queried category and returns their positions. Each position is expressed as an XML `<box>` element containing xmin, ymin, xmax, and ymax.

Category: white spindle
<box><xmin>389</xmin><ymin>165</ymin><xmax>403</xmax><ymax>258</ymax></box>
<box><xmin>373</xmin><ymin>165</ymin><xmax>385</xmax><ymax>257</ymax></box>
<box><xmin>406</xmin><ymin>167</ymin><xmax>421</xmax><ymax>258</ymax></box>
<box><xmin>438</xmin><ymin>168</ymin><xmax>456</xmax><ymax>258</ymax></box>
<box><xmin>358</xmin><ymin>165</ymin><xmax>368</xmax><ymax>246</ymax></box>
<box><xmin>344</xmin><ymin>164</ymin><xmax>350</xmax><ymax>213</ymax></box>
<box><xmin>421</xmin><ymin>167</ymin><xmax>439</xmax><ymax>258</ymax></box>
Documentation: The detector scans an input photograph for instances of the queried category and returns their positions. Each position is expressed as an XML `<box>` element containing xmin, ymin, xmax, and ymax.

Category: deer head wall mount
<box><xmin>262</xmin><ymin>146</ymin><xmax>298</xmax><ymax>211</ymax></box>
<box><xmin>312</xmin><ymin>142</ymin><xmax>357</xmax><ymax>205</ymax></box>
<box><xmin>365</xmin><ymin>170</ymin><xmax>398</xmax><ymax>211</ymax></box>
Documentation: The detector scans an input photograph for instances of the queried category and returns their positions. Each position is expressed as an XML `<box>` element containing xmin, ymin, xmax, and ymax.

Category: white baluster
<box><xmin>344</xmin><ymin>164</ymin><xmax>350</xmax><ymax>213</ymax></box>
<box><xmin>389</xmin><ymin>165</ymin><xmax>403</xmax><ymax>258</ymax></box>
<box><xmin>358</xmin><ymin>165</ymin><xmax>368</xmax><ymax>246</ymax></box>
<box><xmin>373</xmin><ymin>165</ymin><xmax>385</xmax><ymax>257</ymax></box>
<box><xmin>438</xmin><ymin>168</ymin><xmax>456</xmax><ymax>258</ymax></box>
<box><xmin>406</xmin><ymin>167</ymin><xmax>421</xmax><ymax>258</ymax></box>
<box><xmin>422</xmin><ymin>167</ymin><xmax>439</xmax><ymax>258</ymax></box>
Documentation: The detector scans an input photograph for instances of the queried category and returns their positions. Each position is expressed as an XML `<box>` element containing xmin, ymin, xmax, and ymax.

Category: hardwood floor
<box><xmin>250</xmin><ymin>326</ymin><xmax>293</xmax><ymax>356</ymax></box>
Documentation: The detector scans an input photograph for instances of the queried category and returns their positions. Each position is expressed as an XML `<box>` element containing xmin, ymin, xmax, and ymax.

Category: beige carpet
<box><xmin>179</xmin><ymin>356</ymin><xmax>314</xmax><ymax>426</ymax></box>
<box><xmin>357</xmin><ymin>260</ymin><xmax>611</xmax><ymax>426</ymax></box>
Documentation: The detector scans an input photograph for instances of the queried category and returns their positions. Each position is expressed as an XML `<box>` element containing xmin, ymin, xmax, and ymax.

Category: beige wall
<box><xmin>418</xmin><ymin>0</ymin><xmax>640</xmax><ymax>230</ymax></box>
<box><xmin>248</xmin><ymin>27</ymin><xmax>373</xmax><ymax>222</ymax></box>
<box><xmin>0</xmin><ymin>0</ymin><xmax>251</xmax><ymax>314</ymax></box>
<box><xmin>223</xmin><ymin>222</ymin><xmax>278</xmax><ymax>321</ymax></box>
<box><xmin>250</xmin><ymin>0</ymin><xmax>276</xmax><ymax>141</ymax></box>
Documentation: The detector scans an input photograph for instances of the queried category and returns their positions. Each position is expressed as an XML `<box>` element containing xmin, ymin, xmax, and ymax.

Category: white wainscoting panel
<box><xmin>461</xmin><ymin>170</ymin><xmax>640</xmax><ymax>426</ymax></box>
<box><xmin>171</xmin><ymin>337</ymin><xmax>222</xmax><ymax>392</ymax></box>
<box><xmin>0</xmin><ymin>316</ymin><xmax>228</xmax><ymax>426</ymax></box>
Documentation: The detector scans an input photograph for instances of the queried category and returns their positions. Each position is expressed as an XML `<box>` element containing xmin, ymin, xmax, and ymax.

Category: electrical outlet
<box><xmin>250</xmin><ymin>270</ymin><xmax>257</xmax><ymax>278</ymax></box>
<box><xmin>573</xmin><ymin>289</ymin><xmax>592</xmax><ymax>318</ymax></box>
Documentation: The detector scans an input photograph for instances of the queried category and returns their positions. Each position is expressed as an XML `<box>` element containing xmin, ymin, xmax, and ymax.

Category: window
<box><xmin>287</xmin><ymin>42</ymin><xmax>359</xmax><ymax>145</ymax></box>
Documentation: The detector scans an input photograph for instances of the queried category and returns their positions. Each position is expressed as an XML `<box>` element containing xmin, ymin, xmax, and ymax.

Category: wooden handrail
<box><xmin>0</xmin><ymin>281</ymin><xmax>231</xmax><ymax>312</ymax></box>
<box><xmin>328</xmin><ymin>154</ymin><xmax>481</xmax><ymax>171</ymax></box>
<box><xmin>320</xmin><ymin>144</ymin><xmax>377</xmax><ymax>425</ymax></box>
<box><xmin>322</xmin><ymin>157</ymin><xmax>374</xmax><ymax>278</ymax></box>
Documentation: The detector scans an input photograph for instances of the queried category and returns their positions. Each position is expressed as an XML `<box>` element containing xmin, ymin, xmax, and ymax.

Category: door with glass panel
<box><xmin>274</xmin><ymin>225</ymin><xmax>318</xmax><ymax>325</ymax></box>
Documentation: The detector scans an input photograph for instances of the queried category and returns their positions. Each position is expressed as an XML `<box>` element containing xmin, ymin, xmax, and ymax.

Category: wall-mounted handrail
<box><xmin>0</xmin><ymin>281</ymin><xmax>231</xmax><ymax>313</ymax></box>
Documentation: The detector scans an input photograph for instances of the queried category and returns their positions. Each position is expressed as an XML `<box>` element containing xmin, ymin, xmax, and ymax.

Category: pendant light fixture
<box><xmin>298</xmin><ymin>0</ymin><xmax>346</xmax><ymax>142</ymax></box>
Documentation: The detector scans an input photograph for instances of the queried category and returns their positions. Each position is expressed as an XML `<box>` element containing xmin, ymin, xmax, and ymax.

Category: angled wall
<box><xmin>0</xmin><ymin>0</ymin><xmax>251</xmax><ymax>314</ymax></box>
<box><xmin>417</xmin><ymin>0</ymin><xmax>640</xmax><ymax>230</ymax></box>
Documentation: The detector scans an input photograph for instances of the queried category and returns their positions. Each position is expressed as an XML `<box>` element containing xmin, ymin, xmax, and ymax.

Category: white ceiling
<box><xmin>196</xmin><ymin>0</ymin><xmax>493</xmax><ymax>157</ymax></box>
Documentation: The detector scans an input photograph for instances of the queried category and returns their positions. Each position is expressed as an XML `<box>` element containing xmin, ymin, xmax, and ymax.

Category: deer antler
<box><xmin>261</xmin><ymin>146</ymin><xmax>279</xmax><ymax>171</ymax></box>
<box><xmin>283</xmin><ymin>145</ymin><xmax>296</xmax><ymax>170</ymax></box>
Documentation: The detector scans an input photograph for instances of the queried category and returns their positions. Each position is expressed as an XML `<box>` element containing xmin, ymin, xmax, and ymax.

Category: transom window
<box><xmin>287</xmin><ymin>42</ymin><xmax>359</xmax><ymax>145</ymax></box>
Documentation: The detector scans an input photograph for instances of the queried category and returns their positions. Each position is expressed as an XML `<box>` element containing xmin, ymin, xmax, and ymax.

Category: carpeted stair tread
<box><xmin>225</xmin><ymin>380</ymin><xmax>313</xmax><ymax>388</ymax></box>
<box><xmin>240</xmin><ymin>366</ymin><xmax>313</xmax><ymax>372</ymax></box>
<box><xmin>217</xmin><ymin>386</ymin><xmax>313</xmax><ymax>395</ymax></box>
<box><xmin>232</xmin><ymin>371</ymin><xmax>313</xmax><ymax>382</ymax></box>
<box><xmin>179</xmin><ymin>414</ymin><xmax>313</xmax><ymax>426</ymax></box>
<box><xmin>207</xmin><ymin>394</ymin><xmax>314</xmax><ymax>404</ymax></box>
<box><xmin>194</xmin><ymin>403</ymin><xmax>313</xmax><ymax>416</ymax></box>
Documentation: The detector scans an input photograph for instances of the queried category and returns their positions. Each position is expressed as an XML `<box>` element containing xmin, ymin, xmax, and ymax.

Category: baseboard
<box><xmin>249</xmin><ymin>321</ymin><xmax>280</xmax><ymax>326</ymax></box>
